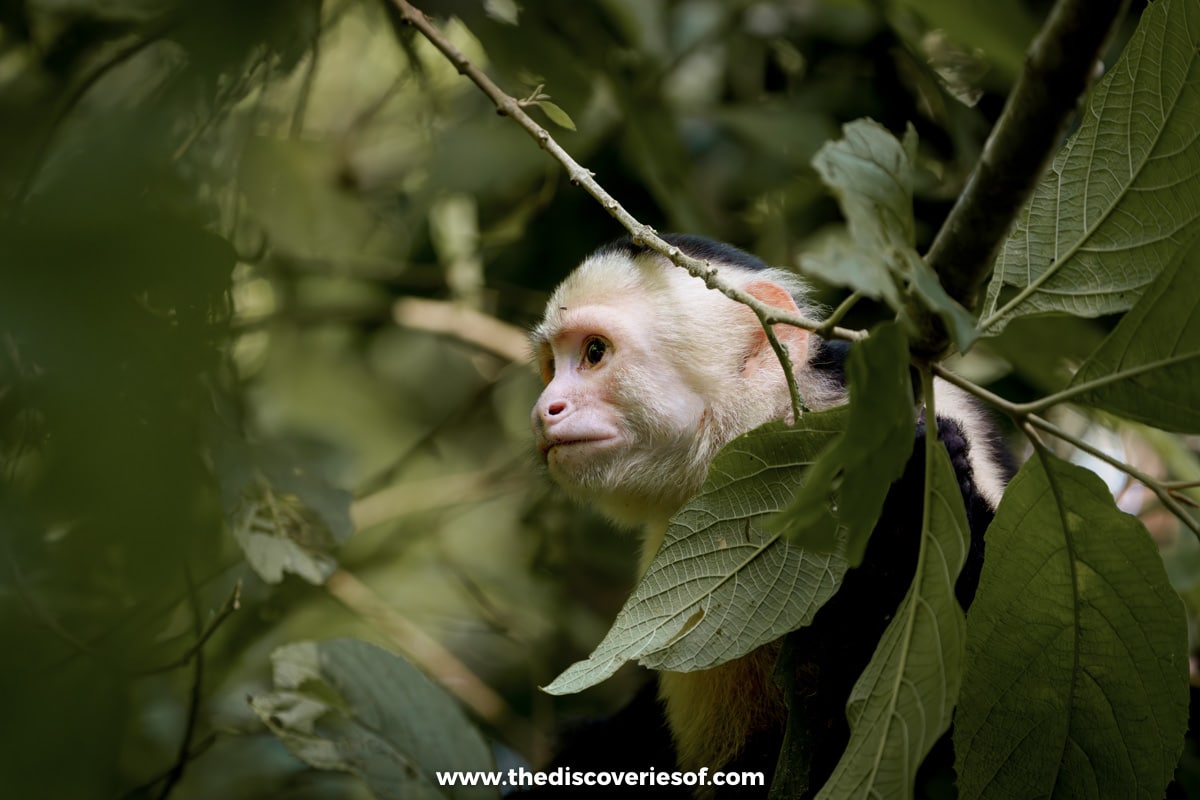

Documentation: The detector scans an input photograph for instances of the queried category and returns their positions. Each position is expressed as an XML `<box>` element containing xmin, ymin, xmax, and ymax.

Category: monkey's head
<box><xmin>530</xmin><ymin>238</ymin><xmax>825</xmax><ymax>527</ymax></box>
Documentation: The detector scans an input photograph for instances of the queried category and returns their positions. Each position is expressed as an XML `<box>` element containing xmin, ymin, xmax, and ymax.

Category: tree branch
<box><xmin>932</xmin><ymin>364</ymin><xmax>1200</xmax><ymax>538</ymax></box>
<box><xmin>384</xmin><ymin>0</ymin><xmax>865</xmax><ymax>360</ymax></box>
<box><xmin>914</xmin><ymin>0</ymin><xmax>1129</xmax><ymax>355</ymax></box>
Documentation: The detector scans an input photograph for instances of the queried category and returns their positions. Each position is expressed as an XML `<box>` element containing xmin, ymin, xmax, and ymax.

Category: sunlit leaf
<box><xmin>955</xmin><ymin>454</ymin><xmax>1188</xmax><ymax>799</ymax></box>
<box><xmin>537</xmin><ymin>101</ymin><xmax>577</xmax><ymax>131</ymax></box>
<box><xmin>980</xmin><ymin>0</ymin><xmax>1200</xmax><ymax>334</ymax></box>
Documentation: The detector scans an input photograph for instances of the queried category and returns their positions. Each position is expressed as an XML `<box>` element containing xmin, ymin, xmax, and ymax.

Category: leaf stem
<box><xmin>932</xmin><ymin>364</ymin><xmax>1200</xmax><ymax>537</ymax></box>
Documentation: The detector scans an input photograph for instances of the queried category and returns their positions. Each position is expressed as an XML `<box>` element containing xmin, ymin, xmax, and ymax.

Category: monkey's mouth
<box><xmin>543</xmin><ymin>436</ymin><xmax>616</xmax><ymax>456</ymax></box>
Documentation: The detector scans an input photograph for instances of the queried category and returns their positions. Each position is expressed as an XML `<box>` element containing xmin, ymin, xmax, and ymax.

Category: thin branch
<box><xmin>916</xmin><ymin>0</ymin><xmax>1129</xmax><ymax>354</ymax></box>
<box><xmin>393</xmin><ymin>298</ymin><xmax>530</xmax><ymax>362</ymax></box>
<box><xmin>155</xmin><ymin>566</ymin><xmax>206</xmax><ymax>800</ymax></box>
<box><xmin>1025</xmin><ymin>414</ymin><xmax>1200</xmax><ymax>536</ymax></box>
<box><xmin>1009</xmin><ymin>352</ymin><xmax>1198</xmax><ymax>416</ymax></box>
<box><xmin>119</xmin><ymin>734</ymin><xmax>217</xmax><ymax>800</ymax></box>
<box><xmin>814</xmin><ymin>292</ymin><xmax>863</xmax><ymax>340</ymax></box>
<box><xmin>932</xmin><ymin>363</ymin><xmax>1200</xmax><ymax>537</ymax></box>
<box><xmin>385</xmin><ymin>0</ymin><xmax>865</xmax><ymax>355</ymax></box>
<box><xmin>139</xmin><ymin>581</ymin><xmax>242</xmax><ymax>676</ymax></box>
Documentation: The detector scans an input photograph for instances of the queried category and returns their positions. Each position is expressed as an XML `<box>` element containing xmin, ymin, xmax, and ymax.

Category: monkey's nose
<box><xmin>546</xmin><ymin>400</ymin><xmax>567</xmax><ymax>416</ymax></box>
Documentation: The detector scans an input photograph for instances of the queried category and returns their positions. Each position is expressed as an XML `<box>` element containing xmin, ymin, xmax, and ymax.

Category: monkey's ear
<box><xmin>744</xmin><ymin>281</ymin><xmax>809</xmax><ymax>365</ymax></box>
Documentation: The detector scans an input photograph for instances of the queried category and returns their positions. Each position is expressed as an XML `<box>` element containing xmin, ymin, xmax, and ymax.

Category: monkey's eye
<box><xmin>583</xmin><ymin>337</ymin><xmax>608</xmax><ymax>367</ymax></box>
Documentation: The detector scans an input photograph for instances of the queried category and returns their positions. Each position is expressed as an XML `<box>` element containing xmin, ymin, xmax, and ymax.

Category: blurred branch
<box><xmin>140</xmin><ymin>580</ymin><xmax>242</xmax><ymax>676</ymax></box>
<box><xmin>120</xmin><ymin>734</ymin><xmax>217</xmax><ymax>800</ymax></box>
<box><xmin>155</xmin><ymin>566</ymin><xmax>206</xmax><ymax>800</ymax></box>
<box><xmin>394</xmin><ymin>298</ymin><xmax>530</xmax><ymax>362</ymax></box>
<box><xmin>325</xmin><ymin>568</ymin><xmax>550</xmax><ymax>763</ymax></box>
<box><xmin>351</xmin><ymin>468</ymin><xmax>515</xmax><ymax>531</ymax></box>
<box><xmin>913</xmin><ymin>0</ymin><xmax>1129</xmax><ymax>355</ymax></box>
<box><xmin>289</xmin><ymin>22</ymin><xmax>321</xmax><ymax>139</ymax></box>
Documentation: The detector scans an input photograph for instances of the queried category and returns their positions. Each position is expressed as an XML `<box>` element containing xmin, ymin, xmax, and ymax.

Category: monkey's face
<box><xmin>531</xmin><ymin>304</ymin><xmax>711</xmax><ymax>525</ymax></box>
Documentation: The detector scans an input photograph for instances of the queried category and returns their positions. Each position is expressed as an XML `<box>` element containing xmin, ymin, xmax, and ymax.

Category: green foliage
<box><xmin>1067</xmin><ymin>236</ymin><xmax>1200</xmax><ymax>433</ymax></box>
<box><xmin>3</xmin><ymin>0</ymin><xmax>1199</xmax><ymax>799</ymax></box>
<box><xmin>545</xmin><ymin>414</ymin><xmax>849</xmax><ymax>692</ymax></box>
<box><xmin>980</xmin><ymin>0</ymin><xmax>1200</xmax><ymax>334</ymax></box>
<box><xmin>252</xmin><ymin>639</ymin><xmax>497</xmax><ymax>800</ymax></box>
<box><xmin>773</xmin><ymin>322</ymin><xmax>914</xmax><ymax>565</ymax></box>
<box><xmin>955</xmin><ymin>453</ymin><xmax>1188</xmax><ymax>799</ymax></box>
<box><xmin>817</xmin><ymin>436</ymin><xmax>970</xmax><ymax>798</ymax></box>
<box><xmin>805</xmin><ymin>120</ymin><xmax>977</xmax><ymax>346</ymax></box>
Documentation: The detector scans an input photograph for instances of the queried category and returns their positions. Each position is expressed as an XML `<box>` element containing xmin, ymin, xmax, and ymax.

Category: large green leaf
<box><xmin>979</xmin><ymin>0</ymin><xmax>1200</xmax><ymax>334</ymax></box>
<box><xmin>543</xmin><ymin>412</ymin><xmax>850</xmax><ymax>694</ymax></box>
<box><xmin>1065</xmin><ymin>236</ymin><xmax>1200</xmax><ymax>432</ymax></box>
<box><xmin>251</xmin><ymin>639</ymin><xmax>497</xmax><ymax>800</ymax></box>
<box><xmin>773</xmin><ymin>322</ymin><xmax>915</xmax><ymax>566</ymax></box>
<box><xmin>806</xmin><ymin>120</ymin><xmax>976</xmax><ymax>347</ymax></box>
<box><xmin>954</xmin><ymin>454</ymin><xmax>1188</xmax><ymax>799</ymax></box>
<box><xmin>815</xmin><ymin>439</ymin><xmax>969</xmax><ymax>798</ymax></box>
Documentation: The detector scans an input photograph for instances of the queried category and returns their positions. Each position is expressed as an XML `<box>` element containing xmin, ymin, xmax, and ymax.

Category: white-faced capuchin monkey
<box><xmin>524</xmin><ymin>234</ymin><xmax>1012</xmax><ymax>798</ymax></box>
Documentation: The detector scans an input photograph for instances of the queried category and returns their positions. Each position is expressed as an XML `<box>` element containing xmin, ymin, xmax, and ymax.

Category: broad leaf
<box><xmin>815</xmin><ymin>439</ymin><xmax>969</xmax><ymax>798</ymax></box>
<box><xmin>251</xmin><ymin>639</ymin><xmax>496</xmax><ymax>800</ymax></box>
<box><xmin>544</xmin><ymin>412</ymin><xmax>850</xmax><ymax>694</ymax></box>
<box><xmin>807</xmin><ymin>120</ymin><xmax>976</xmax><ymax>346</ymax></box>
<box><xmin>774</xmin><ymin>323</ymin><xmax>915</xmax><ymax>566</ymax></box>
<box><xmin>1067</xmin><ymin>235</ymin><xmax>1200</xmax><ymax>432</ymax></box>
<box><xmin>955</xmin><ymin>454</ymin><xmax>1188</xmax><ymax>800</ymax></box>
<box><xmin>980</xmin><ymin>0</ymin><xmax>1200</xmax><ymax>334</ymax></box>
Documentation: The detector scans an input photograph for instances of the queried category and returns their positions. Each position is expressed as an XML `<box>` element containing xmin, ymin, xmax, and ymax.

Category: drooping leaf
<box><xmin>979</xmin><ymin>0</ymin><xmax>1200</xmax><ymax>334</ymax></box>
<box><xmin>773</xmin><ymin>322</ymin><xmax>915</xmax><ymax>566</ymax></box>
<box><xmin>808</xmin><ymin>119</ymin><xmax>977</xmax><ymax>347</ymax></box>
<box><xmin>815</xmin><ymin>439</ymin><xmax>969</xmax><ymax>798</ymax></box>
<box><xmin>1066</xmin><ymin>235</ymin><xmax>1200</xmax><ymax>432</ymax></box>
<box><xmin>251</xmin><ymin>639</ymin><xmax>497</xmax><ymax>800</ymax></box>
<box><xmin>543</xmin><ymin>412</ymin><xmax>850</xmax><ymax>694</ymax></box>
<box><xmin>799</xmin><ymin>230</ymin><xmax>901</xmax><ymax>310</ymax></box>
<box><xmin>955</xmin><ymin>454</ymin><xmax>1188</xmax><ymax>800</ymax></box>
